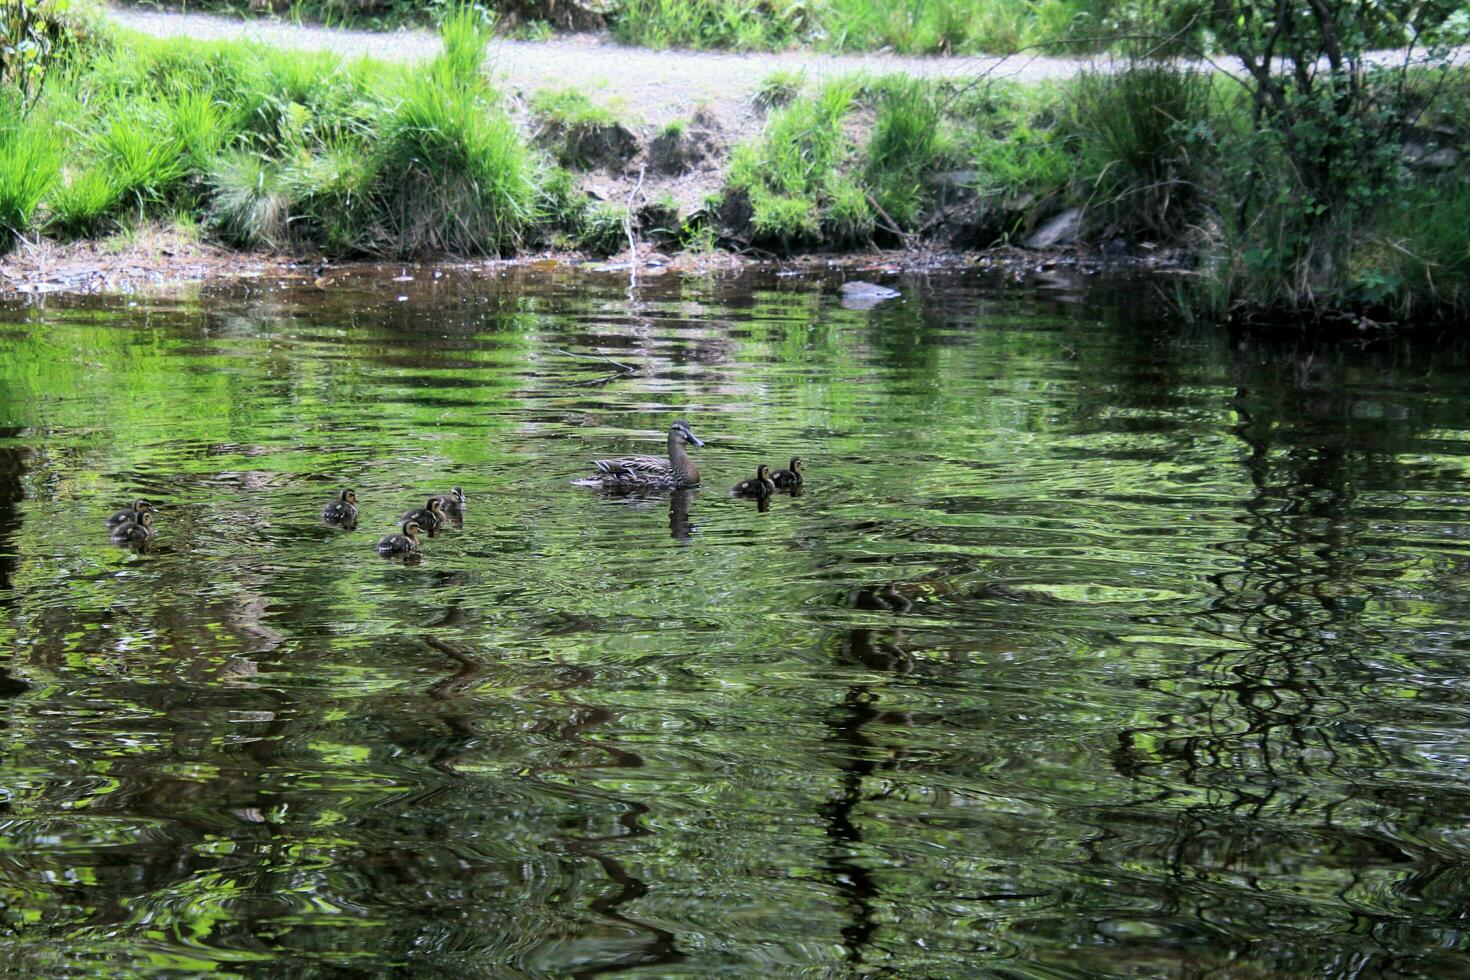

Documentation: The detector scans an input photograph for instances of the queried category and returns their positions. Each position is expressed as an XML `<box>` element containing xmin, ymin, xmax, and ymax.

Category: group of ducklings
<box><xmin>105</xmin><ymin>500</ymin><xmax>157</xmax><ymax>544</ymax></box>
<box><xmin>731</xmin><ymin>457</ymin><xmax>805</xmax><ymax>497</ymax></box>
<box><xmin>320</xmin><ymin>487</ymin><xmax>467</xmax><ymax>557</ymax></box>
<box><xmin>104</xmin><ymin>420</ymin><xmax>803</xmax><ymax>557</ymax></box>
<box><xmin>575</xmin><ymin>419</ymin><xmax>806</xmax><ymax>498</ymax></box>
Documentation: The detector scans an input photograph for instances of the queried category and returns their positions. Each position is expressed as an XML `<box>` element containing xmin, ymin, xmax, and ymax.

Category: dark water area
<box><xmin>2</xmin><ymin>266</ymin><xmax>1469</xmax><ymax>976</ymax></box>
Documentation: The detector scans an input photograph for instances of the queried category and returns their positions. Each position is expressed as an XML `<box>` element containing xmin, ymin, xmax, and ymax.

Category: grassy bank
<box><xmin>119</xmin><ymin>0</ymin><xmax>1132</xmax><ymax>55</ymax></box>
<box><xmin>4</xmin><ymin>4</ymin><xmax>1468</xmax><ymax>326</ymax></box>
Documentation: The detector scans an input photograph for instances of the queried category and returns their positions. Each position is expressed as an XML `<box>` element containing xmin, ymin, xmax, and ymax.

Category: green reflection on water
<box><xmin>1</xmin><ymin>268</ymin><xmax>1469</xmax><ymax>975</ymax></box>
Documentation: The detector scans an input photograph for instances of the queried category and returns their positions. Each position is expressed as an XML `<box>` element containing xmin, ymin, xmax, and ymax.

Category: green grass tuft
<box><xmin>578</xmin><ymin>201</ymin><xmax>629</xmax><ymax>254</ymax></box>
<box><xmin>753</xmin><ymin>70</ymin><xmax>803</xmax><ymax>109</ymax></box>
<box><xmin>1069</xmin><ymin>62</ymin><xmax>1213</xmax><ymax>240</ymax></box>
<box><xmin>531</xmin><ymin>88</ymin><xmax>617</xmax><ymax>127</ymax></box>
<box><xmin>865</xmin><ymin>76</ymin><xmax>952</xmax><ymax>230</ymax></box>
<box><xmin>46</xmin><ymin>167</ymin><xmax>122</xmax><ymax>238</ymax></box>
<box><xmin>372</xmin><ymin>76</ymin><xmax>535</xmax><ymax>255</ymax></box>
<box><xmin>0</xmin><ymin>115</ymin><xmax>60</xmax><ymax>243</ymax></box>
<box><xmin>95</xmin><ymin>110</ymin><xmax>188</xmax><ymax>207</ymax></box>
<box><xmin>208</xmin><ymin>149</ymin><xmax>289</xmax><ymax>247</ymax></box>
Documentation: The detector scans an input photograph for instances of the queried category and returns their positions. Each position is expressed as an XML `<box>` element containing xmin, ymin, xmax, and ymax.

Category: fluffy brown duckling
<box><xmin>105</xmin><ymin>499</ymin><xmax>154</xmax><ymax>528</ymax></box>
<box><xmin>377</xmin><ymin>520</ymin><xmax>422</xmax><ymax>556</ymax></box>
<box><xmin>771</xmin><ymin>457</ymin><xmax>804</xmax><ymax>489</ymax></box>
<box><xmin>400</xmin><ymin>497</ymin><xmax>446</xmax><ymax>531</ymax></box>
<box><xmin>322</xmin><ymin>489</ymin><xmax>359</xmax><ymax>524</ymax></box>
<box><xmin>732</xmin><ymin>464</ymin><xmax>776</xmax><ymax>497</ymax></box>
<box><xmin>110</xmin><ymin>511</ymin><xmax>155</xmax><ymax>544</ymax></box>
<box><xmin>431</xmin><ymin>487</ymin><xmax>466</xmax><ymax>516</ymax></box>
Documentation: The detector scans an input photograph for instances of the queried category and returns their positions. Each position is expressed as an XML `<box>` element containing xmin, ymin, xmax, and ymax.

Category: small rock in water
<box><xmin>838</xmin><ymin>280</ymin><xmax>901</xmax><ymax>310</ymax></box>
<box><xmin>1025</xmin><ymin>207</ymin><xmax>1083</xmax><ymax>250</ymax></box>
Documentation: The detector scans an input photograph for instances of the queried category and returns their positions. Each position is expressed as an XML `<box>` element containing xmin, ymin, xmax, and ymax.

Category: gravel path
<box><xmin>109</xmin><ymin>6</ymin><xmax>1088</xmax><ymax>124</ymax></box>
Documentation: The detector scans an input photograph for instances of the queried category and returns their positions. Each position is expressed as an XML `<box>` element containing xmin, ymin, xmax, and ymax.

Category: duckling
<box><xmin>322</xmin><ymin>489</ymin><xmax>359</xmax><ymax>524</ymax></box>
<box><xmin>377</xmin><ymin>520</ymin><xmax>422</xmax><ymax>556</ymax></box>
<box><xmin>110</xmin><ymin>511</ymin><xmax>155</xmax><ymax>544</ymax></box>
<box><xmin>105</xmin><ymin>499</ymin><xmax>154</xmax><ymax>528</ymax></box>
<box><xmin>399</xmin><ymin>497</ymin><xmax>446</xmax><ymax>531</ymax></box>
<box><xmin>771</xmin><ymin>457</ymin><xmax>804</xmax><ymax>489</ymax></box>
<box><xmin>431</xmin><ymin>487</ymin><xmax>466</xmax><ymax>516</ymax></box>
<box><xmin>732</xmin><ymin>464</ymin><xmax>776</xmax><ymax>497</ymax></box>
<box><xmin>575</xmin><ymin>419</ymin><xmax>704</xmax><ymax>491</ymax></box>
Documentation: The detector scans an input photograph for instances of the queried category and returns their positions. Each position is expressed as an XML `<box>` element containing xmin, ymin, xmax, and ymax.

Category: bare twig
<box><xmin>554</xmin><ymin>347</ymin><xmax>639</xmax><ymax>387</ymax></box>
<box><xmin>623</xmin><ymin>164</ymin><xmax>646</xmax><ymax>286</ymax></box>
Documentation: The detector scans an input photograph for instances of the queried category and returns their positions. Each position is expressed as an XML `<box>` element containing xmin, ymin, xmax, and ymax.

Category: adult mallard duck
<box><xmin>322</xmin><ymin>489</ymin><xmax>359</xmax><ymax>524</ymax></box>
<box><xmin>732</xmin><ymin>464</ymin><xmax>776</xmax><ymax>497</ymax></box>
<box><xmin>110</xmin><ymin>511</ymin><xmax>155</xmax><ymax>544</ymax></box>
<box><xmin>575</xmin><ymin>419</ymin><xmax>704</xmax><ymax>491</ymax></box>
<box><xmin>105</xmin><ymin>499</ymin><xmax>154</xmax><ymax>528</ymax></box>
<box><xmin>377</xmin><ymin>520</ymin><xmax>422</xmax><ymax>556</ymax></box>
<box><xmin>431</xmin><ymin>487</ymin><xmax>466</xmax><ymax>516</ymax></box>
<box><xmin>771</xmin><ymin>457</ymin><xmax>804</xmax><ymax>489</ymax></box>
<box><xmin>400</xmin><ymin>497</ymin><xmax>446</xmax><ymax>531</ymax></box>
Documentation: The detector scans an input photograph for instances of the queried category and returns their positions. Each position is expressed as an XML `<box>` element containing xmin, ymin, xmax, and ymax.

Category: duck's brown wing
<box><xmin>592</xmin><ymin>455</ymin><xmax>671</xmax><ymax>477</ymax></box>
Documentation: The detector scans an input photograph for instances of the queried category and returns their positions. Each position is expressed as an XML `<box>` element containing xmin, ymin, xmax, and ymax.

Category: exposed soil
<box><xmin>0</xmin><ymin>229</ymin><xmax>294</xmax><ymax>296</ymax></box>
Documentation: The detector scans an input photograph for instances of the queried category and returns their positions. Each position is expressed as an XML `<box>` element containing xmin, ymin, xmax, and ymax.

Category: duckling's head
<box><xmin>135</xmin><ymin>511</ymin><xmax>154</xmax><ymax>529</ymax></box>
<box><xmin>342</xmin><ymin>489</ymin><xmax>358</xmax><ymax>504</ymax></box>
<box><xmin>450</xmin><ymin>487</ymin><xmax>465</xmax><ymax>504</ymax></box>
<box><xmin>428</xmin><ymin>497</ymin><xmax>445</xmax><ymax>513</ymax></box>
<box><xmin>401</xmin><ymin>520</ymin><xmax>422</xmax><ymax>538</ymax></box>
<box><xmin>133</xmin><ymin>499</ymin><xmax>155</xmax><ymax>513</ymax></box>
<box><xmin>790</xmin><ymin>457</ymin><xmax>804</xmax><ymax>474</ymax></box>
<box><xmin>671</xmin><ymin>419</ymin><xmax>704</xmax><ymax>448</ymax></box>
<box><xmin>757</xmin><ymin>464</ymin><xmax>772</xmax><ymax>480</ymax></box>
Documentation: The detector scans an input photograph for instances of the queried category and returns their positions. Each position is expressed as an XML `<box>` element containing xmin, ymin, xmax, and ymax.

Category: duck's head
<box><xmin>134</xmin><ymin>511</ymin><xmax>154</xmax><ymax>529</ymax></box>
<box><xmin>341</xmin><ymin>489</ymin><xmax>358</xmax><ymax>504</ymax></box>
<box><xmin>789</xmin><ymin>457</ymin><xmax>803</xmax><ymax>474</ymax></box>
<box><xmin>450</xmin><ymin>487</ymin><xmax>465</xmax><ymax>504</ymax></box>
<box><xmin>671</xmin><ymin>419</ymin><xmax>704</xmax><ymax>448</ymax></box>
<box><xmin>428</xmin><ymin>497</ymin><xmax>445</xmax><ymax>514</ymax></box>
<box><xmin>401</xmin><ymin>520</ymin><xmax>422</xmax><ymax>539</ymax></box>
<box><xmin>132</xmin><ymin>499</ymin><xmax>155</xmax><ymax>513</ymax></box>
<box><xmin>757</xmin><ymin>464</ymin><xmax>772</xmax><ymax>480</ymax></box>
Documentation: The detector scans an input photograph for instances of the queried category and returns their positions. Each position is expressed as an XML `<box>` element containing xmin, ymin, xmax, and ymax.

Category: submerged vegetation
<box><xmin>5</xmin><ymin>1</ymin><xmax>1469</xmax><ymax>327</ymax></box>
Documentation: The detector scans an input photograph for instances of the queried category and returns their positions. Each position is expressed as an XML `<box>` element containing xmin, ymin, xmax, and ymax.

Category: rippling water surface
<box><xmin>2</xmin><ymin>267</ymin><xmax>1469</xmax><ymax>975</ymax></box>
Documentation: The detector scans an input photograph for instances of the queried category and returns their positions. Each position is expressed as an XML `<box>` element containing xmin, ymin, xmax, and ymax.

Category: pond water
<box><xmin>1</xmin><ymin>267</ymin><xmax>1469</xmax><ymax>976</ymax></box>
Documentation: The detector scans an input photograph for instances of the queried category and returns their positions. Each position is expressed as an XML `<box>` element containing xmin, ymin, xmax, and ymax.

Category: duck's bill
<box><xmin>686</xmin><ymin>432</ymin><xmax>705</xmax><ymax>447</ymax></box>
